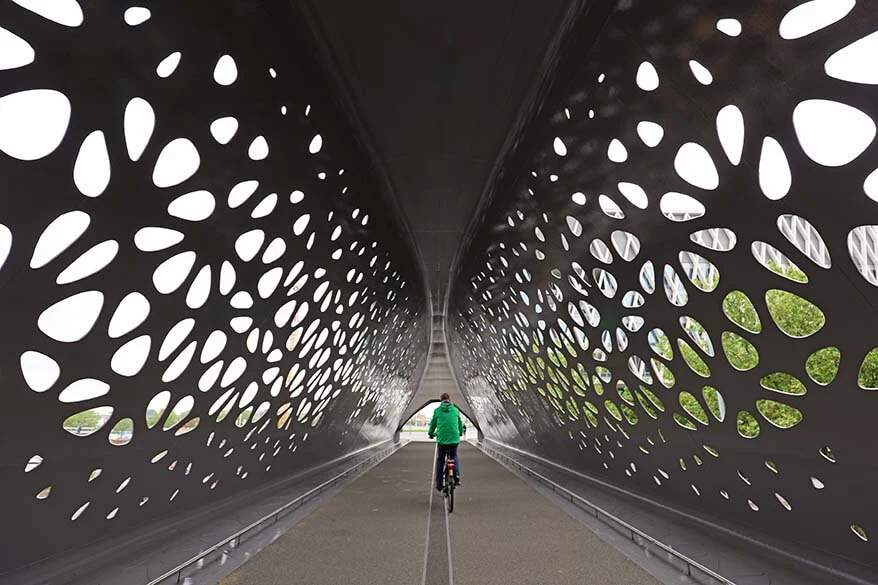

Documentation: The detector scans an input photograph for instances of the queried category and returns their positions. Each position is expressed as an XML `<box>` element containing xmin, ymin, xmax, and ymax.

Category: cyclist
<box><xmin>427</xmin><ymin>392</ymin><xmax>466</xmax><ymax>491</ymax></box>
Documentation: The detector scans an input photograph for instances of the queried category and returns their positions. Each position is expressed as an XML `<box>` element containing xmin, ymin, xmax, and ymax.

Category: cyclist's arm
<box><xmin>428</xmin><ymin>411</ymin><xmax>437</xmax><ymax>438</ymax></box>
<box><xmin>458</xmin><ymin>414</ymin><xmax>465</xmax><ymax>436</ymax></box>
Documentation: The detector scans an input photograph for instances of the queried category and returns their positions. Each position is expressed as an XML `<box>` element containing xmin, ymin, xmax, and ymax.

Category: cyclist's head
<box><xmin>440</xmin><ymin>392</ymin><xmax>450</xmax><ymax>401</ymax></box>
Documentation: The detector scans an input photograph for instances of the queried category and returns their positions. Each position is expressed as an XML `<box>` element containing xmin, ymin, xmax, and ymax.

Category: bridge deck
<box><xmin>220</xmin><ymin>442</ymin><xmax>659</xmax><ymax>585</ymax></box>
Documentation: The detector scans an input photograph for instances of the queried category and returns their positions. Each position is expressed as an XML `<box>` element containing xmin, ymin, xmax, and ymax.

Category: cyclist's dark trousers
<box><xmin>435</xmin><ymin>443</ymin><xmax>460</xmax><ymax>488</ymax></box>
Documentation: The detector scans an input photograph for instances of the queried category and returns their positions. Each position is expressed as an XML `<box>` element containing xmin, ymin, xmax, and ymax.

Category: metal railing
<box><xmin>145</xmin><ymin>441</ymin><xmax>401</xmax><ymax>585</ymax></box>
<box><xmin>475</xmin><ymin>440</ymin><xmax>736</xmax><ymax>585</ymax></box>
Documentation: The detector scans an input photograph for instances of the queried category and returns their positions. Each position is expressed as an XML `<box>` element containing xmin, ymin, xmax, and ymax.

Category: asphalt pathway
<box><xmin>220</xmin><ymin>442</ymin><xmax>660</xmax><ymax>585</ymax></box>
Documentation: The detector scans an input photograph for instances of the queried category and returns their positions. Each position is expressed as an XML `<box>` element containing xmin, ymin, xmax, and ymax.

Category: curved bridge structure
<box><xmin>1</xmin><ymin>1</ymin><xmax>877</xmax><ymax>583</ymax></box>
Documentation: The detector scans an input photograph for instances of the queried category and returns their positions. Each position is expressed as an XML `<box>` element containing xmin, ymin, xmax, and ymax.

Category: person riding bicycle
<box><xmin>428</xmin><ymin>393</ymin><xmax>466</xmax><ymax>491</ymax></box>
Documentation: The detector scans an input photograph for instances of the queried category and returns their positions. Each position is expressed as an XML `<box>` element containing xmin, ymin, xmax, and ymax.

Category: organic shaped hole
<box><xmin>680</xmin><ymin>392</ymin><xmax>709</xmax><ymax>425</ymax></box>
<box><xmin>716</xmin><ymin>18</ymin><xmax>742</xmax><ymax>36</ymax></box>
<box><xmin>765</xmin><ymin>289</ymin><xmax>825</xmax><ymax>338</ymax></box>
<box><xmin>702</xmin><ymin>386</ymin><xmax>725</xmax><ymax>421</ymax></box>
<box><xmin>153</xmin><ymin>139</ymin><xmax>199</xmax><ymax>188</ymax></box>
<box><xmin>723</xmin><ymin>291</ymin><xmax>761</xmax><ymax>333</ymax></box>
<box><xmin>174</xmin><ymin>417</ymin><xmax>199</xmax><ymax>436</ymax></box>
<box><xmin>599</xmin><ymin>195</ymin><xmax>624</xmax><ymax>219</ymax></box>
<box><xmin>663</xmin><ymin>265</ymin><xmax>688</xmax><ymax>306</ymax></box>
<box><xmin>607</xmin><ymin>139</ymin><xmax>627</xmax><ymax>163</ymax></box>
<box><xmin>826</xmin><ymin>31</ymin><xmax>878</xmax><ymax>85</ymax></box>
<box><xmin>20</xmin><ymin>351</ymin><xmax>60</xmax><ymax>392</ymax></box>
<box><xmin>0</xmin><ymin>224</ymin><xmax>10</xmax><ymax>271</ymax></box>
<box><xmin>571</xmin><ymin>192</ymin><xmax>586</xmax><ymax>205</ymax></box>
<box><xmin>636</xmin><ymin>61</ymin><xmax>659</xmax><ymax>91</ymax></box>
<box><xmin>779</xmin><ymin>0</ymin><xmax>855</xmax><ymax>40</ymax></box>
<box><xmin>168</xmin><ymin>190</ymin><xmax>215</xmax><ymax>221</ymax></box>
<box><xmin>0</xmin><ymin>26</ymin><xmax>35</xmax><ymax>70</ymax></box>
<box><xmin>675</xmin><ymin>143</ymin><xmax>719</xmax><ymax>190</ymax></box>
<box><xmin>761</xmin><ymin>372</ymin><xmax>806</xmax><ymax>396</ymax></box>
<box><xmin>108</xmin><ymin>292</ymin><xmax>150</xmax><ymax>338</ymax></box>
<box><xmin>73</xmin><ymin>131</ymin><xmax>110</xmax><ymax>197</ymax></box>
<box><xmin>777</xmin><ymin>214</ymin><xmax>831</xmax><ymax>268</ymax></box>
<box><xmin>680</xmin><ymin>316</ymin><xmax>714</xmax><ymax>356</ymax></box>
<box><xmin>56</xmin><ymin>239</ymin><xmax>118</xmax><ymax>285</ymax></box>
<box><xmin>221</xmin><ymin>357</ymin><xmax>247</xmax><ymax>387</ymax></box>
<box><xmin>678</xmin><ymin>251</ymin><xmax>719</xmax><ymax>292</ymax></box>
<box><xmin>673</xmin><ymin>413</ymin><xmax>697</xmax><ymax>431</ymax></box>
<box><xmin>610</xmin><ymin>230</ymin><xmax>640</xmax><ymax>261</ymax></box>
<box><xmin>153</xmin><ymin>251</ymin><xmax>196</xmax><ymax>294</ymax></box>
<box><xmin>690</xmin><ymin>227</ymin><xmax>736</xmax><ymax>252</ymax></box>
<box><xmin>636</xmin><ymin>121</ymin><xmax>663</xmax><ymax>147</ymax></box>
<box><xmin>820</xmin><ymin>445</ymin><xmax>836</xmax><ymax>463</ymax></box>
<box><xmin>151</xmin><ymin>450</ymin><xmax>167</xmax><ymax>463</ymax></box>
<box><xmin>108</xmin><ymin>418</ymin><xmax>133</xmax><ymax>446</ymax></box>
<box><xmin>622</xmin><ymin>290</ymin><xmax>644</xmax><ymax>308</ymax></box>
<box><xmin>759</xmin><ymin>138</ymin><xmax>791</xmax><ymax>200</ymax></box>
<box><xmin>71</xmin><ymin>501</ymin><xmax>92</xmax><ymax>521</ymax></box>
<box><xmin>124</xmin><ymin>98</ymin><xmax>154</xmax><ymax>162</ymax></box>
<box><xmin>293</xmin><ymin>214</ymin><xmax>310</xmax><ymax>236</ymax></box>
<box><xmin>290</xmin><ymin>189</ymin><xmax>305</xmax><ymax>204</ymax></box>
<box><xmin>220</xmin><ymin>261</ymin><xmax>236</xmax><ymax>295</ymax></box>
<box><xmin>737</xmin><ymin>410</ymin><xmax>760</xmax><ymax>438</ymax></box>
<box><xmin>751</xmin><ymin>242</ymin><xmax>808</xmax><ymax>283</ymax></box>
<box><xmin>852</xmin><ymin>525</ymin><xmax>869</xmax><ymax>542</ymax></box>
<box><xmin>757</xmin><ymin>399</ymin><xmax>802</xmax><ymax>429</ymax></box>
<box><xmin>25</xmin><ymin>455</ymin><xmax>43</xmax><ymax>472</ymax></box>
<box><xmin>162</xmin><ymin>340</ymin><xmax>195</xmax><ymax>383</ymax></box>
<box><xmin>811</xmin><ymin>476</ymin><xmax>825</xmax><ymax>489</ymax></box>
<box><xmin>308</xmin><ymin>134</ymin><xmax>323</xmax><ymax>154</ymax></box>
<box><xmin>566</xmin><ymin>216</ymin><xmax>583</xmax><ymax>237</ymax></box>
<box><xmin>688</xmin><ymin>60</ymin><xmax>713</xmax><ymax>85</ymax></box>
<box><xmin>111</xmin><ymin>335</ymin><xmax>151</xmax><ymax>377</ymax></box>
<box><xmin>214</xmin><ymin>55</ymin><xmax>237</xmax><ymax>85</ymax></box>
<box><xmin>648</xmin><ymin>328</ymin><xmax>673</xmax><ymax>360</ymax></box>
<box><xmin>773</xmin><ymin>492</ymin><xmax>792</xmax><ymax>512</ymax></box>
<box><xmin>186</xmin><ymin>265</ymin><xmax>211</xmax><ymax>309</ymax></box>
<box><xmin>0</xmin><ymin>89</ymin><xmax>71</xmax><ymax>160</ymax></box>
<box><xmin>262</xmin><ymin>238</ymin><xmax>286</xmax><ymax>264</ymax></box>
<box><xmin>793</xmin><ymin>100</ymin><xmax>875</xmax><ymax>167</ymax></box>
<box><xmin>806</xmin><ymin>347</ymin><xmax>840</xmax><ymax>385</ymax></box>
<box><xmin>134</xmin><ymin>227</ymin><xmax>183</xmax><ymax>252</ymax></box>
<box><xmin>678</xmin><ymin>339</ymin><xmax>711</xmax><ymax>377</ymax></box>
<box><xmin>604</xmin><ymin>400</ymin><xmax>623</xmax><ymax>422</ymax></box>
<box><xmin>252</xmin><ymin>193</ymin><xmax>278</xmax><ymax>219</ymax></box>
<box><xmin>652</xmin><ymin>359</ymin><xmax>674</xmax><ymax>392</ymax></box>
<box><xmin>12</xmin><ymin>0</ymin><xmax>83</xmax><ymax>25</ymax></box>
<box><xmin>722</xmin><ymin>332</ymin><xmax>759</xmax><ymax>371</ymax></box>
<box><xmin>31</xmin><ymin>210</ymin><xmax>90</xmax><ymax>269</ymax></box>
<box><xmin>661</xmin><ymin>193</ymin><xmax>704</xmax><ymax>222</ymax></box>
<box><xmin>63</xmin><ymin>406</ymin><xmax>113</xmax><ymax>436</ymax></box>
<box><xmin>38</xmin><ymin>290</ymin><xmax>103</xmax><ymax>342</ymax></box>
<box><xmin>623</xmin><ymin>315</ymin><xmax>644</xmax><ymax>332</ymax></box>
<box><xmin>258</xmin><ymin>267</ymin><xmax>283</xmax><ymax>298</ymax></box>
<box><xmin>592</xmin><ymin>268</ymin><xmax>617</xmax><ymax>298</ymax></box>
<box><xmin>124</xmin><ymin>6</ymin><xmax>150</xmax><ymax>25</ymax></box>
<box><xmin>589</xmin><ymin>239</ymin><xmax>613</xmax><ymax>264</ymax></box>
<box><xmin>628</xmin><ymin>356</ymin><xmax>653</xmax><ymax>384</ymax></box>
<box><xmin>248</xmin><ymin>136</ymin><xmax>269</xmax><ymax>160</ymax></box>
<box><xmin>210</xmin><ymin>117</ymin><xmax>238</xmax><ymax>144</ymax></box>
<box><xmin>858</xmin><ymin>348</ymin><xmax>878</xmax><ymax>389</ymax></box>
<box><xmin>235</xmin><ymin>407</ymin><xmax>253</xmax><ymax>427</ymax></box>
<box><xmin>715</xmin><ymin>104</ymin><xmax>744</xmax><ymax>165</ymax></box>
<box><xmin>145</xmin><ymin>391</ymin><xmax>171</xmax><ymax>428</ymax></box>
<box><xmin>163</xmin><ymin>396</ymin><xmax>194</xmax><ymax>431</ymax></box>
<box><xmin>640</xmin><ymin>261</ymin><xmax>655</xmax><ymax>294</ymax></box>
<box><xmin>847</xmin><ymin>226</ymin><xmax>878</xmax><ymax>284</ymax></box>
<box><xmin>58</xmin><ymin>378</ymin><xmax>110</xmax><ymax>403</ymax></box>
<box><xmin>156</xmin><ymin>51</ymin><xmax>181</xmax><ymax>77</ymax></box>
<box><xmin>617</xmin><ymin>182</ymin><xmax>648</xmax><ymax>209</ymax></box>
<box><xmin>553</xmin><ymin>137</ymin><xmax>567</xmax><ymax>156</ymax></box>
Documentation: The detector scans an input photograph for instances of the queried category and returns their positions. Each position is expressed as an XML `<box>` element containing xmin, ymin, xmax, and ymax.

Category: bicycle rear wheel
<box><xmin>445</xmin><ymin>470</ymin><xmax>454</xmax><ymax>513</ymax></box>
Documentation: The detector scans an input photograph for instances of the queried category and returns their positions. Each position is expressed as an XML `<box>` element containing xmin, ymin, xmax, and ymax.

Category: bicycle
<box><xmin>442</xmin><ymin>451</ymin><xmax>456</xmax><ymax>513</ymax></box>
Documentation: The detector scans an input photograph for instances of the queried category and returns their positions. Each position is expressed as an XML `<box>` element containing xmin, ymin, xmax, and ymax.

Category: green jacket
<box><xmin>428</xmin><ymin>400</ymin><xmax>465</xmax><ymax>445</ymax></box>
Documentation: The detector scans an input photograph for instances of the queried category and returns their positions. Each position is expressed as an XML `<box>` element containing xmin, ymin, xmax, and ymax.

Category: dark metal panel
<box><xmin>0</xmin><ymin>0</ymin><xmax>427</xmax><ymax>575</ymax></box>
<box><xmin>449</xmin><ymin>0</ymin><xmax>878</xmax><ymax>576</ymax></box>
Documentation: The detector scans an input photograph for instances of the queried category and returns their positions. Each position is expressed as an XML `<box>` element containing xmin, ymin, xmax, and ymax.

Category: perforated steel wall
<box><xmin>0</xmin><ymin>0</ymin><xmax>427</xmax><ymax>573</ymax></box>
<box><xmin>449</xmin><ymin>0</ymin><xmax>878</xmax><ymax>574</ymax></box>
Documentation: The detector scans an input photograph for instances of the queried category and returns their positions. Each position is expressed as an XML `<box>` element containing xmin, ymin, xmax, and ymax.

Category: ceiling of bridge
<box><xmin>306</xmin><ymin>0</ymin><xmax>576</xmax><ymax>418</ymax></box>
<box><xmin>306</xmin><ymin>0</ymin><xmax>574</xmax><ymax>312</ymax></box>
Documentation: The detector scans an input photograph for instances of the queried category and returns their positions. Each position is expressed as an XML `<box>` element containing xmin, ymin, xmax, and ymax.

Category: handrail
<box><xmin>474</xmin><ymin>441</ymin><xmax>735</xmax><ymax>585</ymax></box>
<box><xmin>145</xmin><ymin>441</ymin><xmax>401</xmax><ymax>585</ymax></box>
